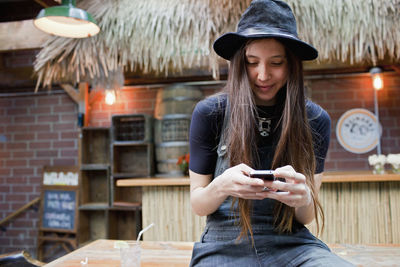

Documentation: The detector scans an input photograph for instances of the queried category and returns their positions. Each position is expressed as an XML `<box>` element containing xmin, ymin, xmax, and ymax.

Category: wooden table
<box><xmin>44</xmin><ymin>239</ymin><xmax>193</xmax><ymax>267</ymax></box>
<box><xmin>44</xmin><ymin>239</ymin><xmax>400</xmax><ymax>267</ymax></box>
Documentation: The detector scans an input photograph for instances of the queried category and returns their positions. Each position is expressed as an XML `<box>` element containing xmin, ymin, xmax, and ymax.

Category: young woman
<box><xmin>188</xmin><ymin>0</ymin><xmax>355</xmax><ymax>266</ymax></box>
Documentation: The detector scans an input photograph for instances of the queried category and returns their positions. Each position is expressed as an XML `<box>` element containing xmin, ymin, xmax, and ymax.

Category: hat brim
<box><xmin>213</xmin><ymin>32</ymin><xmax>318</xmax><ymax>61</ymax></box>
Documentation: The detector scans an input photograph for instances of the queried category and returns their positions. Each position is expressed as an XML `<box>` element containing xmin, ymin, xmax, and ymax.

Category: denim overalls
<box><xmin>190</xmin><ymin>104</ymin><xmax>355</xmax><ymax>267</ymax></box>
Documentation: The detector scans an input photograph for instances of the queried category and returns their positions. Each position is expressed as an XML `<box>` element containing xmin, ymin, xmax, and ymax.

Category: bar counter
<box><xmin>116</xmin><ymin>171</ymin><xmax>400</xmax><ymax>243</ymax></box>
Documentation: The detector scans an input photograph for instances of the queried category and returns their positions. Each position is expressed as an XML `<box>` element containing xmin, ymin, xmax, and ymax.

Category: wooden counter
<box><xmin>44</xmin><ymin>239</ymin><xmax>400</xmax><ymax>267</ymax></box>
<box><xmin>116</xmin><ymin>171</ymin><xmax>400</xmax><ymax>187</ymax></box>
<box><xmin>116</xmin><ymin>171</ymin><xmax>400</xmax><ymax>244</ymax></box>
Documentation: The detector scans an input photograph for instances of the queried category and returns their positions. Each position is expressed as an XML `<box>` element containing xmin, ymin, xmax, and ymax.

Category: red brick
<box><xmin>30</xmin><ymin>106</ymin><xmax>51</xmax><ymax>114</ymax></box>
<box><xmin>0</xmin><ymin>99</ymin><xmax>13</xmax><ymax>107</ymax></box>
<box><xmin>9</xmin><ymin>219</ymin><xmax>33</xmax><ymax>228</ymax></box>
<box><xmin>61</xmin><ymin>132</ymin><xmax>79</xmax><ymax>139</ymax></box>
<box><xmin>0</xmin><ymin>185</ymin><xmax>10</xmax><ymax>192</ymax></box>
<box><xmin>60</xmin><ymin>150</ymin><xmax>78</xmax><ymax>157</ymax></box>
<box><xmin>7</xmin><ymin>108</ymin><xmax>27</xmax><ymax>116</ymax></box>
<box><xmin>29</xmin><ymin>159</ymin><xmax>51</xmax><ymax>166</ymax></box>
<box><xmin>37</xmin><ymin>132</ymin><xmax>58</xmax><ymax>140</ymax></box>
<box><xmin>36</xmin><ymin>150</ymin><xmax>58</xmax><ymax>157</ymax></box>
<box><xmin>53</xmin><ymin>123</ymin><xmax>76</xmax><ymax>131</ymax></box>
<box><xmin>14</xmin><ymin>116</ymin><xmax>35</xmax><ymax>123</ymax></box>
<box><xmin>12</xmin><ymin>151</ymin><xmax>34</xmax><ymax>158</ymax></box>
<box><xmin>11</xmin><ymin>185</ymin><xmax>34</xmax><ymax>193</ymax></box>
<box><xmin>90</xmin><ymin>112</ymin><xmax>111</xmax><ymax>121</ymax></box>
<box><xmin>5</xmin><ymin>194</ymin><xmax>27</xmax><ymax>202</ymax></box>
<box><xmin>332</xmin><ymin>100</ymin><xmax>364</xmax><ymax>110</ymax></box>
<box><xmin>53</xmin><ymin>104</ymin><xmax>76</xmax><ymax>113</ymax></box>
<box><xmin>0</xmin><ymin>151</ymin><xmax>11</xmax><ymax>158</ymax></box>
<box><xmin>38</xmin><ymin>97</ymin><xmax>60</xmax><ymax>105</ymax></box>
<box><xmin>53</xmin><ymin>140</ymin><xmax>76</xmax><ymax>148</ymax></box>
<box><xmin>28</xmin><ymin>124</ymin><xmax>51</xmax><ymax>132</ymax></box>
<box><xmin>6</xmin><ymin>125</ymin><xmax>28</xmax><ymax>132</ymax></box>
<box><xmin>54</xmin><ymin>158</ymin><xmax>76</xmax><ymax>165</ymax></box>
<box><xmin>5</xmin><ymin>159</ymin><xmax>27</xmax><ymax>167</ymax></box>
<box><xmin>336</xmin><ymin>160</ymin><xmax>369</xmax><ymax>170</ymax></box>
<box><xmin>37</xmin><ymin>114</ymin><xmax>59</xmax><ymax>123</ymax></box>
<box><xmin>6</xmin><ymin>177</ymin><xmax>28</xmax><ymax>184</ymax></box>
<box><xmin>15</xmin><ymin>98</ymin><xmax>35</xmax><ymax>106</ymax></box>
<box><xmin>61</xmin><ymin>114</ymin><xmax>77</xmax><ymax>122</ymax></box>
<box><xmin>0</xmin><ymin>169</ymin><xmax>11</xmax><ymax>176</ymax></box>
<box><xmin>13</xmin><ymin>168</ymin><xmax>34</xmax><ymax>176</ymax></box>
<box><xmin>14</xmin><ymin>133</ymin><xmax>35</xmax><ymax>141</ymax></box>
<box><xmin>326</xmin><ymin>91</ymin><xmax>355</xmax><ymax>101</ymax></box>
<box><xmin>29</xmin><ymin>141</ymin><xmax>51</xmax><ymax>150</ymax></box>
<box><xmin>60</xmin><ymin>95</ymin><xmax>75</xmax><ymax>104</ymax></box>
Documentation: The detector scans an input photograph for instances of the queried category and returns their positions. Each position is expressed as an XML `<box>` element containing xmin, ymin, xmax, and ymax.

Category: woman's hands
<box><xmin>216</xmin><ymin>164</ymin><xmax>311</xmax><ymax>208</ymax></box>
<box><xmin>190</xmin><ymin>164</ymin><xmax>314</xmax><ymax>218</ymax></box>
<box><xmin>214</xmin><ymin>163</ymin><xmax>266</xmax><ymax>200</ymax></box>
<box><xmin>256</xmin><ymin>165</ymin><xmax>312</xmax><ymax>208</ymax></box>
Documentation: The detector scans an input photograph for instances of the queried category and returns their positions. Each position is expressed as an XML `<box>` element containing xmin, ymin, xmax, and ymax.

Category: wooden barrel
<box><xmin>154</xmin><ymin>84</ymin><xmax>203</xmax><ymax>176</ymax></box>
<box><xmin>154</xmin><ymin>114</ymin><xmax>191</xmax><ymax>144</ymax></box>
<box><xmin>155</xmin><ymin>84</ymin><xmax>203</xmax><ymax>118</ymax></box>
<box><xmin>155</xmin><ymin>142</ymin><xmax>189</xmax><ymax>176</ymax></box>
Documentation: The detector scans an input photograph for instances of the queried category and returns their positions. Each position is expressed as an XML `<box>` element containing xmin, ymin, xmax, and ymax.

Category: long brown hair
<box><xmin>223</xmin><ymin>38</ymin><xmax>324</xmax><ymax>241</ymax></box>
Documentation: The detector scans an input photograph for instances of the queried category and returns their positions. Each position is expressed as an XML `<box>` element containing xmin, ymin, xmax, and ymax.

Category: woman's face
<box><xmin>245</xmin><ymin>38</ymin><xmax>288</xmax><ymax>106</ymax></box>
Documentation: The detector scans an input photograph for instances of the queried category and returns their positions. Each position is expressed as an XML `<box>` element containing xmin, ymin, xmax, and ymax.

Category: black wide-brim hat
<box><xmin>213</xmin><ymin>0</ymin><xmax>318</xmax><ymax>61</ymax></box>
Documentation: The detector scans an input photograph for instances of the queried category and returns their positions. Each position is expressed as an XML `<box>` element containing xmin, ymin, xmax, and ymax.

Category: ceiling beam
<box><xmin>34</xmin><ymin>0</ymin><xmax>60</xmax><ymax>8</ymax></box>
<box><xmin>0</xmin><ymin>20</ymin><xmax>49</xmax><ymax>51</ymax></box>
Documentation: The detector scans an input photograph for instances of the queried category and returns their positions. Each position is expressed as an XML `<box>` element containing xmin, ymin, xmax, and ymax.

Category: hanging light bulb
<box><xmin>105</xmin><ymin>90</ymin><xmax>116</xmax><ymax>105</ymax></box>
<box><xmin>370</xmin><ymin>67</ymin><xmax>384</xmax><ymax>90</ymax></box>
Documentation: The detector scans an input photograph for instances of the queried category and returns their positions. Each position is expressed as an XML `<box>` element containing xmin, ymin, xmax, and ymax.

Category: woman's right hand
<box><xmin>214</xmin><ymin>163</ymin><xmax>266</xmax><ymax>199</ymax></box>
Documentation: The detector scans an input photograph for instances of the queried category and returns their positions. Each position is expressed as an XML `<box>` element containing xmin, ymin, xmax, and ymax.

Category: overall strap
<box><xmin>213</xmin><ymin>98</ymin><xmax>231</xmax><ymax>178</ymax></box>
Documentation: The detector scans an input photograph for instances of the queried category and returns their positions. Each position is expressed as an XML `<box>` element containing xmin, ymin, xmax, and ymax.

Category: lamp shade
<box><xmin>33</xmin><ymin>0</ymin><xmax>100</xmax><ymax>38</ymax></box>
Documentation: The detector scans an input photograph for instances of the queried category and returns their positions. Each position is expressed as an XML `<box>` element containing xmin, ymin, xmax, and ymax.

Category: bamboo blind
<box><xmin>142</xmin><ymin>186</ymin><xmax>206</xmax><ymax>241</ymax></box>
<box><xmin>308</xmin><ymin>182</ymin><xmax>400</xmax><ymax>244</ymax></box>
<box><xmin>141</xmin><ymin>182</ymin><xmax>400</xmax><ymax>243</ymax></box>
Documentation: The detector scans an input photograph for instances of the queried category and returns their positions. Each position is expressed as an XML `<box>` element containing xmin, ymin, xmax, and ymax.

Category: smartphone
<box><xmin>249</xmin><ymin>170</ymin><xmax>275</xmax><ymax>181</ymax></box>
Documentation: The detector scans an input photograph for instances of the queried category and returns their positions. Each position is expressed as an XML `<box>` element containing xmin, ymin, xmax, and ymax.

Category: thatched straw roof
<box><xmin>34</xmin><ymin>0</ymin><xmax>400</xmax><ymax>90</ymax></box>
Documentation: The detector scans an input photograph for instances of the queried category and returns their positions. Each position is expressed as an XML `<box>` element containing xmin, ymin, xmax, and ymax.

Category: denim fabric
<box><xmin>190</xmin><ymin>103</ymin><xmax>354</xmax><ymax>267</ymax></box>
<box><xmin>191</xmin><ymin>224</ymin><xmax>354</xmax><ymax>267</ymax></box>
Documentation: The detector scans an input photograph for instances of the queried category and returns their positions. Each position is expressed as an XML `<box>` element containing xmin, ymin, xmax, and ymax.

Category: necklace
<box><xmin>257</xmin><ymin>116</ymin><xmax>272</xmax><ymax>137</ymax></box>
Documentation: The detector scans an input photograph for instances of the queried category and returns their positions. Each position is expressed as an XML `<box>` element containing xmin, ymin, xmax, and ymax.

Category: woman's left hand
<box><xmin>256</xmin><ymin>165</ymin><xmax>311</xmax><ymax>208</ymax></box>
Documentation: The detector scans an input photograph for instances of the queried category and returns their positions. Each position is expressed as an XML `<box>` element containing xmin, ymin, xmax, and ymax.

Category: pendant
<box><xmin>258</xmin><ymin>117</ymin><xmax>271</xmax><ymax>137</ymax></box>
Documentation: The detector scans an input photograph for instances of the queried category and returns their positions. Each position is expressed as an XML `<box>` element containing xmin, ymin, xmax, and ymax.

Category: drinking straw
<box><xmin>137</xmin><ymin>223</ymin><xmax>155</xmax><ymax>242</ymax></box>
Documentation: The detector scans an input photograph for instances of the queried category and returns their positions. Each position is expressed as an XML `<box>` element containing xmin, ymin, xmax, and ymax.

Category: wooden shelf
<box><xmin>116</xmin><ymin>171</ymin><xmax>400</xmax><ymax>187</ymax></box>
<box><xmin>79</xmin><ymin>203</ymin><xmax>109</xmax><ymax>210</ymax></box>
<box><xmin>80</xmin><ymin>164</ymin><xmax>109</xmax><ymax>170</ymax></box>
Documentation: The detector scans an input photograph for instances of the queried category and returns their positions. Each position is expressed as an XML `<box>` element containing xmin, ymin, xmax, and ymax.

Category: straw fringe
<box><xmin>34</xmin><ymin>0</ymin><xmax>400</xmax><ymax>90</ymax></box>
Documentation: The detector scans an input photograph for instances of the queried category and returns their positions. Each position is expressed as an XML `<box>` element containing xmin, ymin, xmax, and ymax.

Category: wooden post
<box><xmin>79</xmin><ymin>83</ymin><xmax>89</xmax><ymax>127</ymax></box>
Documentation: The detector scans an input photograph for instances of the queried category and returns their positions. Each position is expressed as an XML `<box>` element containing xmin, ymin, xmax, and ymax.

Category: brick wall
<box><xmin>309</xmin><ymin>72</ymin><xmax>400</xmax><ymax>171</ymax></box>
<box><xmin>0</xmin><ymin>72</ymin><xmax>399</xmax><ymax>257</ymax></box>
<box><xmin>0</xmin><ymin>91</ymin><xmax>78</xmax><ymax>255</ymax></box>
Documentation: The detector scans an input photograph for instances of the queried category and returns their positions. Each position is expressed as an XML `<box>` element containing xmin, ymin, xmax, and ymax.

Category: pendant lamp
<box><xmin>33</xmin><ymin>0</ymin><xmax>100</xmax><ymax>38</ymax></box>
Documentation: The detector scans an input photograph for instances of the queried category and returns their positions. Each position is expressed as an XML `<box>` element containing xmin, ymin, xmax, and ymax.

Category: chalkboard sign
<box><xmin>39</xmin><ymin>166</ymin><xmax>79</xmax><ymax>233</ymax></box>
<box><xmin>41</xmin><ymin>189</ymin><xmax>77</xmax><ymax>231</ymax></box>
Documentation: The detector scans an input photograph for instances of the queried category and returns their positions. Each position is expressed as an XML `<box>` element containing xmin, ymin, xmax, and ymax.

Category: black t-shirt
<box><xmin>189</xmin><ymin>94</ymin><xmax>331</xmax><ymax>175</ymax></box>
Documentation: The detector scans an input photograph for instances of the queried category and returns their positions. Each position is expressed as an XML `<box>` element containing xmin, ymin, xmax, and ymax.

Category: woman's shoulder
<box><xmin>306</xmin><ymin>99</ymin><xmax>330</xmax><ymax>123</ymax></box>
<box><xmin>194</xmin><ymin>93</ymin><xmax>227</xmax><ymax>116</ymax></box>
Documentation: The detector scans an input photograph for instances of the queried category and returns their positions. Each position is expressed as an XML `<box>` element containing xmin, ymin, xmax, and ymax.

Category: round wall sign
<box><xmin>336</xmin><ymin>108</ymin><xmax>380</xmax><ymax>154</ymax></box>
